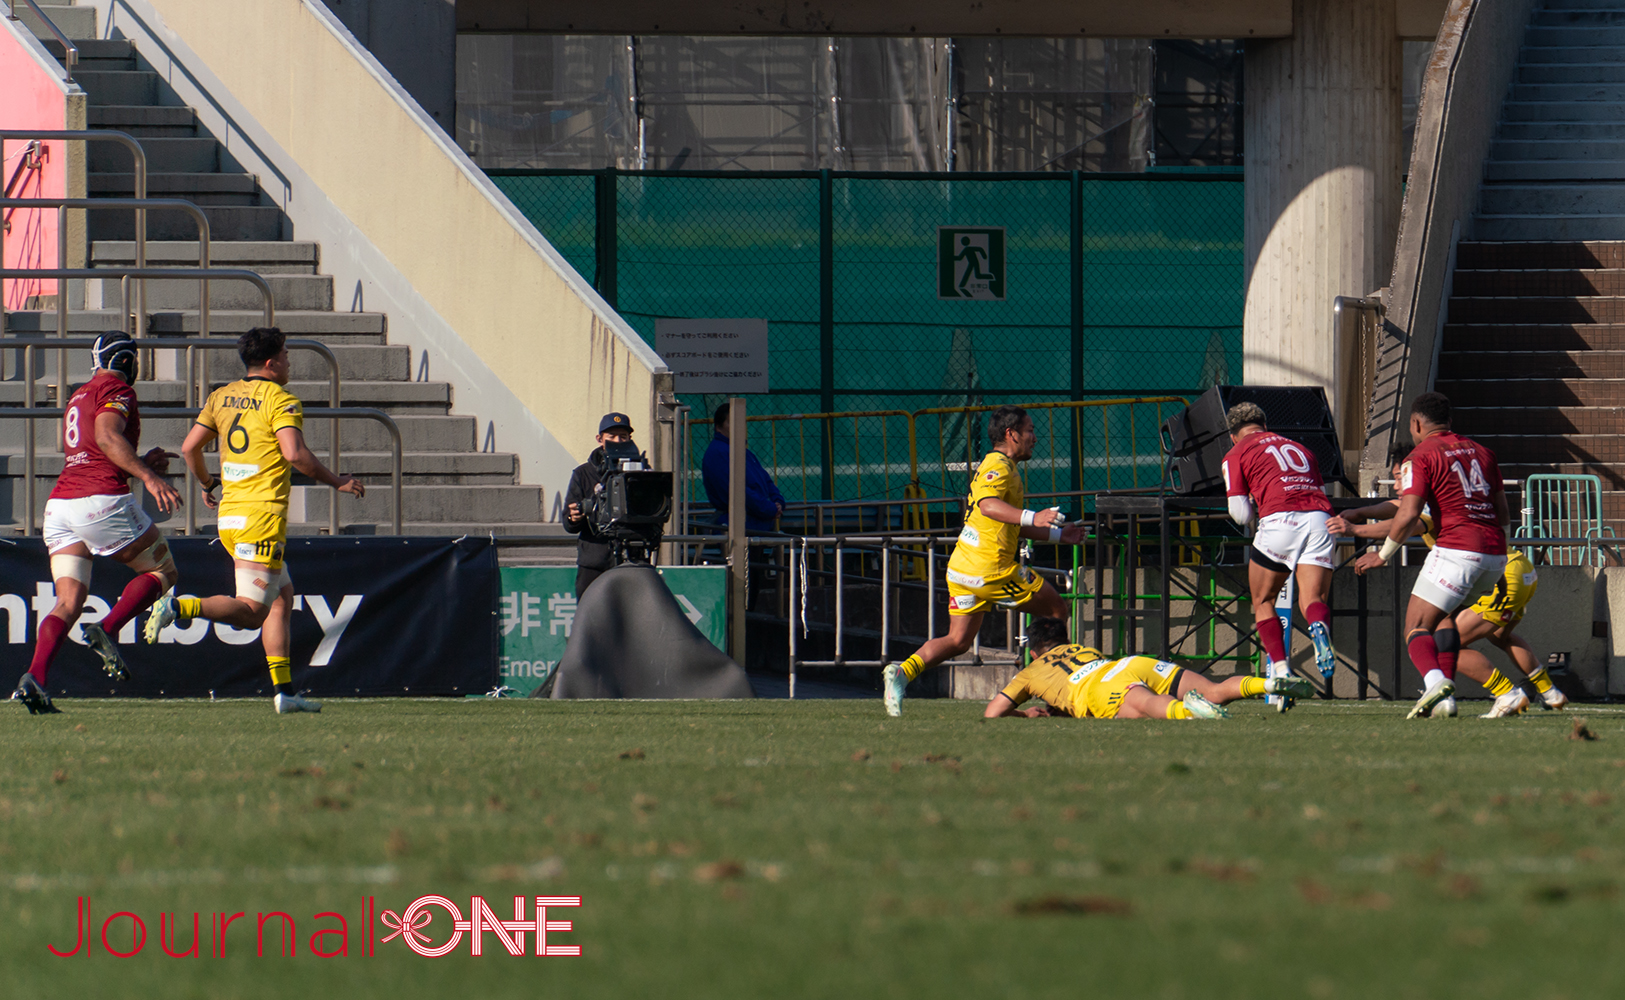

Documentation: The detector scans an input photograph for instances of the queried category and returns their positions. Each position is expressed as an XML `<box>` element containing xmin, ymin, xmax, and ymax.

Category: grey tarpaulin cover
<box><xmin>549</xmin><ymin>564</ymin><xmax>754</xmax><ymax>699</ymax></box>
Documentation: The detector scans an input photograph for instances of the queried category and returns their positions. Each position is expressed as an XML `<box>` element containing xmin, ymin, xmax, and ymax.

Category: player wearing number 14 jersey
<box><xmin>13</xmin><ymin>333</ymin><xmax>183</xmax><ymax>714</ymax></box>
<box><xmin>145</xmin><ymin>327</ymin><xmax>364</xmax><ymax>714</ymax></box>
<box><xmin>1221</xmin><ymin>402</ymin><xmax>1338</xmax><ymax>701</ymax></box>
<box><xmin>1355</xmin><ymin>392</ymin><xmax>1509</xmax><ymax>719</ymax></box>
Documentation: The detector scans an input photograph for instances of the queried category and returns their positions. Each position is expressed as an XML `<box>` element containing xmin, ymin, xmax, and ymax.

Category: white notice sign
<box><xmin>655</xmin><ymin>318</ymin><xmax>770</xmax><ymax>394</ymax></box>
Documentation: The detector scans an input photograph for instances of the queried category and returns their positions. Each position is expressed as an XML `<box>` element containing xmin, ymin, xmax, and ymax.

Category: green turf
<box><xmin>4</xmin><ymin>697</ymin><xmax>1624</xmax><ymax>998</ymax></box>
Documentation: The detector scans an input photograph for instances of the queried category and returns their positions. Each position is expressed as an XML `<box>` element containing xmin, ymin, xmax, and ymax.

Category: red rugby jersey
<box><xmin>1221</xmin><ymin>431</ymin><xmax>1332</xmax><ymax>519</ymax></box>
<box><xmin>51</xmin><ymin>372</ymin><xmax>140</xmax><ymax>500</ymax></box>
<box><xmin>1400</xmin><ymin>432</ymin><xmax>1505</xmax><ymax>554</ymax></box>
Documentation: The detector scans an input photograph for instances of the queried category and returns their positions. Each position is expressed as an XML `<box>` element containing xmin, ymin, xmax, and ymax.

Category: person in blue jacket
<box><xmin>702</xmin><ymin>402</ymin><xmax>785</xmax><ymax>532</ymax></box>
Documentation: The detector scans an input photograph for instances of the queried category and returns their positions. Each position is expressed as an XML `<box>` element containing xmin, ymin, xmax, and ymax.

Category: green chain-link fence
<box><xmin>490</xmin><ymin>168</ymin><xmax>1241</xmax><ymax>505</ymax></box>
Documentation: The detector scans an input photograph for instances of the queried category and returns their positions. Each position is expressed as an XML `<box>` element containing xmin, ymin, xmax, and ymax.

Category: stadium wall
<box><xmin>86</xmin><ymin>0</ymin><xmax>673</xmax><ymax>508</ymax></box>
<box><xmin>0</xmin><ymin>14</ymin><xmax>87</xmax><ymax>308</ymax></box>
<box><xmin>1360</xmin><ymin>0</ymin><xmax>1540</xmax><ymax>493</ymax></box>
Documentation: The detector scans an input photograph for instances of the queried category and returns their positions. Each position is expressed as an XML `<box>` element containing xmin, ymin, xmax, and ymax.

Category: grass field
<box><xmin>5</xmin><ymin>696</ymin><xmax>1625</xmax><ymax>999</ymax></box>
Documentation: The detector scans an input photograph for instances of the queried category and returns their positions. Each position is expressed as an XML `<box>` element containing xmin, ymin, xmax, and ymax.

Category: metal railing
<box><xmin>5</xmin><ymin>0</ymin><xmax>77</xmax><ymax>82</ymax></box>
<box><xmin>0</xmin><ymin>131</ymin><xmax>148</xmax><ymax>335</ymax></box>
<box><xmin>1333</xmin><ymin>294</ymin><xmax>1384</xmax><ymax>481</ymax></box>
<box><xmin>3</xmin><ymin>335</ymin><xmax>342</xmax><ymax>534</ymax></box>
<box><xmin>0</xmin><ymin>404</ymin><xmax>401</xmax><ymax>535</ymax></box>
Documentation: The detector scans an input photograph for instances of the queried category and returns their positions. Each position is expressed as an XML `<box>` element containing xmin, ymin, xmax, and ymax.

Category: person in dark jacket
<box><xmin>563</xmin><ymin>412</ymin><xmax>638</xmax><ymax>598</ymax></box>
<box><xmin>701</xmin><ymin>402</ymin><xmax>786</xmax><ymax>532</ymax></box>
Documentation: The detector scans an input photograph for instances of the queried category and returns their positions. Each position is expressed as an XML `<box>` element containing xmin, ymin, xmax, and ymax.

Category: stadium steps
<box><xmin>1435</xmin><ymin>0</ymin><xmax>1625</xmax><ymax>536</ymax></box>
<box><xmin>2</xmin><ymin>6</ymin><xmax>556</xmax><ymax>537</ymax></box>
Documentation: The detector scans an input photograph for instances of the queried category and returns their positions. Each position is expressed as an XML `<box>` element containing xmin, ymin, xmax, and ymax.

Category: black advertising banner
<box><xmin>0</xmin><ymin>536</ymin><xmax>498</xmax><ymax>698</ymax></box>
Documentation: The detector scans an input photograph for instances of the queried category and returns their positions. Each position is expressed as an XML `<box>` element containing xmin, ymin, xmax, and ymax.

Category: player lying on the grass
<box><xmin>883</xmin><ymin>406</ymin><xmax>1087</xmax><ymax>717</ymax></box>
<box><xmin>1221</xmin><ymin>401</ymin><xmax>1339</xmax><ymax>706</ymax></box>
<box><xmin>1353</xmin><ymin>392</ymin><xmax>1510</xmax><ymax>720</ymax></box>
<box><xmin>1330</xmin><ymin>466</ymin><xmax>1565</xmax><ymax>719</ymax></box>
<box><xmin>145</xmin><ymin>328</ymin><xmax>364</xmax><ymax>715</ymax></box>
<box><xmin>982</xmin><ymin>617</ymin><xmax>1313</xmax><ymax>720</ymax></box>
<box><xmin>13</xmin><ymin>333</ymin><xmax>183</xmax><ymax>716</ymax></box>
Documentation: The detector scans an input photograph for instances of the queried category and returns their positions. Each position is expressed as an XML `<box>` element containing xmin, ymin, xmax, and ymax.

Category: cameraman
<box><xmin>564</xmin><ymin>412</ymin><xmax>639</xmax><ymax>598</ymax></box>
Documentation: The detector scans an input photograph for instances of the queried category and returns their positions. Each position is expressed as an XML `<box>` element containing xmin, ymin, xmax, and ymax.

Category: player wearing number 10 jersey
<box><xmin>1221</xmin><ymin>402</ymin><xmax>1338</xmax><ymax>699</ymax></box>
<box><xmin>146</xmin><ymin>327</ymin><xmax>364</xmax><ymax>714</ymax></box>
<box><xmin>13</xmin><ymin>333</ymin><xmax>183</xmax><ymax>714</ymax></box>
<box><xmin>1355</xmin><ymin>392</ymin><xmax>1509</xmax><ymax>719</ymax></box>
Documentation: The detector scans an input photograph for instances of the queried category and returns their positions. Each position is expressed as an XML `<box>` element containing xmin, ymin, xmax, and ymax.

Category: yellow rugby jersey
<box><xmin>999</xmin><ymin>643</ymin><xmax>1109</xmax><ymax>718</ymax></box>
<box><xmin>948</xmin><ymin>451</ymin><xmax>1024</xmax><ymax>583</ymax></box>
<box><xmin>197</xmin><ymin>376</ymin><xmax>304</xmax><ymax>509</ymax></box>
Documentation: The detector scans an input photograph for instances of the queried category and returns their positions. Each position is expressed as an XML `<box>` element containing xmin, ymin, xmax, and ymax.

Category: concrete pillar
<box><xmin>1244</xmin><ymin>0</ymin><xmax>1402</xmax><ymax>448</ymax></box>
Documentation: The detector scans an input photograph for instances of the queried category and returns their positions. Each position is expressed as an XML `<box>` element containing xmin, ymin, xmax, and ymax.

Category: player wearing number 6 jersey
<box><xmin>1221</xmin><ymin>402</ymin><xmax>1337</xmax><ymax>703</ymax></box>
<box><xmin>144</xmin><ymin>327</ymin><xmax>364</xmax><ymax>714</ymax></box>
<box><xmin>12</xmin><ymin>333</ymin><xmax>184</xmax><ymax>714</ymax></box>
<box><xmin>1355</xmin><ymin>392</ymin><xmax>1509</xmax><ymax>719</ymax></box>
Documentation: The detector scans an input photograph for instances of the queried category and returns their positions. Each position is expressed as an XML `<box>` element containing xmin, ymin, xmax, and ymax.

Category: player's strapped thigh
<box><xmin>124</xmin><ymin>535</ymin><xmax>176</xmax><ymax>581</ymax></box>
<box><xmin>234</xmin><ymin>561</ymin><xmax>292</xmax><ymax>607</ymax></box>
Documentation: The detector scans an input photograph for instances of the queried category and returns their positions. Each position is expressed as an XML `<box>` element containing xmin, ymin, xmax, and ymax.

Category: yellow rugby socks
<box><xmin>1165</xmin><ymin>701</ymin><xmax>1193</xmax><ymax>720</ymax></box>
<box><xmin>267</xmin><ymin>656</ymin><xmax>292</xmax><ymax>689</ymax></box>
<box><xmin>1239</xmin><ymin>676</ymin><xmax>1268</xmax><ymax>698</ymax></box>
<box><xmin>1526</xmin><ymin>667</ymin><xmax>1554</xmax><ymax>694</ymax></box>
<box><xmin>175</xmin><ymin>596</ymin><xmax>202</xmax><ymax>619</ymax></box>
<box><xmin>900</xmin><ymin>654</ymin><xmax>926</xmax><ymax>682</ymax></box>
<box><xmin>1485</xmin><ymin>669</ymin><xmax>1516</xmax><ymax>698</ymax></box>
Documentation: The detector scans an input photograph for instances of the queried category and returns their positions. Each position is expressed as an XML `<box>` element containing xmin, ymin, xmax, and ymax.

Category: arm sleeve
<box><xmin>999</xmin><ymin>670</ymin><xmax>1033</xmax><ymax>707</ymax></box>
<box><xmin>562</xmin><ymin>468</ymin><xmax>587</xmax><ymax>535</ymax></box>
<box><xmin>1222</xmin><ymin>452</ymin><xmax>1247</xmax><ymax>498</ymax></box>
<box><xmin>100</xmin><ymin>386</ymin><xmax>134</xmax><ymax>419</ymax></box>
<box><xmin>196</xmin><ymin>391</ymin><xmax>218</xmax><ymax>432</ymax></box>
<box><xmin>1228</xmin><ymin>494</ymin><xmax>1255</xmax><ymax>525</ymax></box>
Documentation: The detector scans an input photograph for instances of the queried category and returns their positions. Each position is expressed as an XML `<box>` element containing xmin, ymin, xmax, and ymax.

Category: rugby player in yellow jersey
<box><xmin>143</xmin><ymin>328</ymin><xmax>365</xmax><ymax>714</ymax></box>
<box><xmin>1329</xmin><ymin>454</ymin><xmax>1565</xmax><ymax>719</ymax></box>
<box><xmin>883</xmin><ymin>406</ymin><xmax>1087</xmax><ymax>716</ymax></box>
<box><xmin>983</xmin><ymin>618</ymin><xmax>1312</xmax><ymax>720</ymax></box>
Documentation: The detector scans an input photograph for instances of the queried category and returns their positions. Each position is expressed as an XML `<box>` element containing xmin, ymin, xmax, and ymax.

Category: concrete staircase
<box><xmin>1439</xmin><ymin>0</ymin><xmax>1625</xmax><ymax>531</ymax></box>
<box><xmin>4</xmin><ymin>2</ymin><xmax>555</xmax><ymax>536</ymax></box>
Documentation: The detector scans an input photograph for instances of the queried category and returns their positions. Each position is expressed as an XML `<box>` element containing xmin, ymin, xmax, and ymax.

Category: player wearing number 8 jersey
<box><xmin>145</xmin><ymin>328</ymin><xmax>364</xmax><ymax>714</ymax></box>
<box><xmin>1355</xmin><ymin>392</ymin><xmax>1509</xmax><ymax>719</ymax></box>
<box><xmin>1221</xmin><ymin>402</ymin><xmax>1338</xmax><ymax>700</ymax></box>
<box><xmin>12</xmin><ymin>333</ymin><xmax>184</xmax><ymax>714</ymax></box>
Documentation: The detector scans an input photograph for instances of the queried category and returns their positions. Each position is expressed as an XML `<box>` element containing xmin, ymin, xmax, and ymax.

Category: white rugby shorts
<box><xmin>43</xmin><ymin>493</ymin><xmax>153</xmax><ymax>556</ymax></box>
<box><xmin>1412</xmin><ymin>545</ymin><xmax>1507</xmax><ymax>613</ymax></box>
<box><xmin>1251</xmin><ymin>510</ymin><xmax>1336</xmax><ymax>570</ymax></box>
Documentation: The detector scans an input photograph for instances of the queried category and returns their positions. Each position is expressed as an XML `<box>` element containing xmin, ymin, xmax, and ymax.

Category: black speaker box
<box><xmin>1160</xmin><ymin>385</ymin><xmax>1348</xmax><ymax>495</ymax></box>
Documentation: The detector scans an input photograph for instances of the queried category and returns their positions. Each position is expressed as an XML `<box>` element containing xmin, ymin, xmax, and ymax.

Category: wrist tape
<box><xmin>1020</xmin><ymin>509</ymin><xmax>1036</xmax><ymax>527</ymax></box>
<box><xmin>1378</xmin><ymin>537</ymin><xmax>1402</xmax><ymax>561</ymax></box>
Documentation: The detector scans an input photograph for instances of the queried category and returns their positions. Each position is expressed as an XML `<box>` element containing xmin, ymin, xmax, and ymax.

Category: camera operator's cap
<box><xmin>599</xmin><ymin>412</ymin><xmax>634</xmax><ymax>434</ymax></box>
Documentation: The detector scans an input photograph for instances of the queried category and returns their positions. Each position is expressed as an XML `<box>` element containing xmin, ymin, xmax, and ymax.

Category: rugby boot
<box><xmin>1406</xmin><ymin>678</ymin><xmax>1456</xmax><ymax>720</ymax></box>
<box><xmin>1480</xmin><ymin>690</ymin><xmax>1529</xmax><ymax>719</ymax></box>
<box><xmin>1183</xmin><ymin>690</ymin><xmax>1229</xmax><ymax>719</ymax></box>
<box><xmin>274</xmin><ymin>692</ymin><xmax>322</xmax><ymax>714</ymax></box>
<box><xmin>1266</xmin><ymin>675</ymin><xmax>1315</xmax><ymax>701</ymax></box>
<box><xmin>1308</xmin><ymin>621</ymin><xmax>1336</xmax><ymax>681</ymax></box>
<box><xmin>80</xmin><ymin>623</ymin><xmax>129</xmax><ymax>682</ymax></box>
<box><xmin>1541</xmin><ymin>687</ymin><xmax>1569</xmax><ymax>711</ymax></box>
<box><xmin>882</xmin><ymin>663</ymin><xmax>907</xmax><ymax>717</ymax></box>
<box><xmin>12</xmin><ymin>674</ymin><xmax>61</xmax><ymax>715</ymax></box>
<box><xmin>143</xmin><ymin>590</ymin><xmax>176</xmax><ymax>644</ymax></box>
<box><xmin>1265</xmin><ymin>660</ymin><xmax>1293</xmax><ymax>713</ymax></box>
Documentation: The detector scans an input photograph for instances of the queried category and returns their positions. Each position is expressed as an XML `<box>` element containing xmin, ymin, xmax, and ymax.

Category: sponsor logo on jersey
<box><xmin>218</xmin><ymin>515</ymin><xmax>248</xmax><ymax>530</ymax></box>
<box><xmin>222</xmin><ymin>462</ymin><xmax>260</xmax><ymax>481</ymax></box>
<box><xmin>957</xmin><ymin>524</ymin><xmax>981</xmax><ymax>547</ymax></box>
<box><xmin>234</xmin><ymin>542</ymin><xmax>260</xmax><ymax>560</ymax></box>
<box><xmin>945</xmin><ymin>568</ymin><xmax>985</xmax><ymax>588</ymax></box>
<box><xmin>953</xmin><ymin>594</ymin><xmax>976</xmax><ymax>609</ymax></box>
<box><xmin>1399</xmin><ymin>461</ymin><xmax>1414</xmax><ymax>491</ymax></box>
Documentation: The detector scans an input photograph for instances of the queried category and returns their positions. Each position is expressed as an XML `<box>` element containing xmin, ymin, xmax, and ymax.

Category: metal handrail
<box><xmin>0</xmin><ymin>404</ymin><xmax>401</xmax><ymax>535</ymax></box>
<box><xmin>4</xmin><ymin>336</ymin><xmax>340</xmax><ymax>534</ymax></box>
<box><xmin>5</xmin><ymin>0</ymin><xmax>77</xmax><ymax>82</ymax></box>
<box><xmin>0</xmin><ymin>130</ymin><xmax>149</xmax><ymax>341</ymax></box>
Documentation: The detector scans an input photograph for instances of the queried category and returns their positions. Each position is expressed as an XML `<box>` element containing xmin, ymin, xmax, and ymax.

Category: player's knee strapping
<box><xmin>126</xmin><ymin>539</ymin><xmax>177</xmax><ymax>587</ymax></box>
<box><xmin>1433</xmin><ymin>626</ymin><xmax>1460</xmax><ymax>679</ymax></box>
<box><xmin>49</xmin><ymin>553</ymin><xmax>92</xmax><ymax>585</ymax></box>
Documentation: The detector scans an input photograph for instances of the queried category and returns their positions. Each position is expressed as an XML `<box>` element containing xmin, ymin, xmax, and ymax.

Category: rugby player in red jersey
<box><xmin>11</xmin><ymin>333</ymin><xmax>183</xmax><ymax>714</ymax></box>
<box><xmin>1221</xmin><ymin>402</ymin><xmax>1338</xmax><ymax>703</ymax></box>
<box><xmin>1354</xmin><ymin>392</ymin><xmax>1509</xmax><ymax>719</ymax></box>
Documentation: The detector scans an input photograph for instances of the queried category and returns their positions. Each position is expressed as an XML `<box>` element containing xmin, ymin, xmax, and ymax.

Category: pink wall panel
<box><xmin>0</xmin><ymin>25</ymin><xmax>67</xmax><ymax>306</ymax></box>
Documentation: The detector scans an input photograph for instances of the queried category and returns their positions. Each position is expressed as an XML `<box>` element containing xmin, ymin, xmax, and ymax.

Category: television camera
<box><xmin>582</xmin><ymin>439</ymin><xmax>673</xmax><ymax>565</ymax></box>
